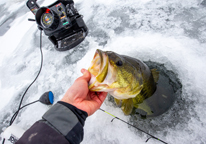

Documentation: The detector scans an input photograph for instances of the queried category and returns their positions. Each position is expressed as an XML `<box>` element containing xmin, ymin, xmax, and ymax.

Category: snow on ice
<box><xmin>0</xmin><ymin>0</ymin><xmax>206</xmax><ymax>143</ymax></box>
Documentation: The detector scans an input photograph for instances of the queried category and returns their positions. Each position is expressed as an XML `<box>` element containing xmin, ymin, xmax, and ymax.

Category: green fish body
<box><xmin>88</xmin><ymin>49</ymin><xmax>159</xmax><ymax>115</ymax></box>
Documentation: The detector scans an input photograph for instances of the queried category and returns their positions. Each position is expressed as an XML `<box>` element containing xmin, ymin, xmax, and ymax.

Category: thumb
<box><xmin>80</xmin><ymin>68</ymin><xmax>91</xmax><ymax>82</ymax></box>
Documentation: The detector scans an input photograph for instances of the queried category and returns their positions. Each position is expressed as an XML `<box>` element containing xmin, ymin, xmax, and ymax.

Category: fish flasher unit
<box><xmin>26</xmin><ymin>0</ymin><xmax>88</xmax><ymax>51</ymax></box>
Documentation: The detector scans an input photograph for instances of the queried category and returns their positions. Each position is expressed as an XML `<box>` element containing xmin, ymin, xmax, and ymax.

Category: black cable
<box><xmin>2</xmin><ymin>24</ymin><xmax>43</xmax><ymax>144</ymax></box>
<box><xmin>9</xmin><ymin>30</ymin><xmax>43</xmax><ymax>126</ymax></box>
<box><xmin>2</xmin><ymin>100</ymin><xmax>39</xmax><ymax>144</ymax></box>
<box><xmin>10</xmin><ymin>100</ymin><xmax>40</xmax><ymax>124</ymax></box>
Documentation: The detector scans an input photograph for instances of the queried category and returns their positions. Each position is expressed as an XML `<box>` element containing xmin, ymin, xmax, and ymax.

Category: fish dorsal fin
<box><xmin>151</xmin><ymin>69</ymin><xmax>159</xmax><ymax>83</ymax></box>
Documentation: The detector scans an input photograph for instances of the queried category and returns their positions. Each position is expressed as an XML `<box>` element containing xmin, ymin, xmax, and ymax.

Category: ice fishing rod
<box><xmin>99</xmin><ymin>108</ymin><xmax>168</xmax><ymax>144</ymax></box>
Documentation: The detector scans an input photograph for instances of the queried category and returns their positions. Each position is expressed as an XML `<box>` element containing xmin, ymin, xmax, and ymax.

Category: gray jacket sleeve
<box><xmin>16</xmin><ymin>101</ymin><xmax>88</xmax><ymax>144</ymax></box>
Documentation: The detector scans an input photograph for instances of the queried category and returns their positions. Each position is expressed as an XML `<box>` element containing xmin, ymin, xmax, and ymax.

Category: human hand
<box><xmin>61</xmin><ymin>68</ymin><xmax>107</xmax><ymax>116</ymax></box>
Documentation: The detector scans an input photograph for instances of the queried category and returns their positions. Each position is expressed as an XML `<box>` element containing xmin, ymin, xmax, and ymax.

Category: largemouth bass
<box><xmin>88</xmin><ymin>49</ymin><xmax>159</xmax><ymax>115</ymax></box>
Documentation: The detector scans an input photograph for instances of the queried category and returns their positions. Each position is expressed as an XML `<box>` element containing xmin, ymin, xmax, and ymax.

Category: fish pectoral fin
<box><xmin>114</xmin><ymin>98</ymin><xmax>122</xmax><ymax>107</ymax></box>
<box><xmin>121</xmin><ymin>98</ymin><xmax>134</xmax><ymax>115</ymax></box>
<box><xmin>134</xmin><ymin>101</ymin><xmax>153</xmax><ymax>115</ymax></box>
<box><xmin>151</xmin><ymin>69</ymin><xmax>159</xmax><ymax>83</ymax></box>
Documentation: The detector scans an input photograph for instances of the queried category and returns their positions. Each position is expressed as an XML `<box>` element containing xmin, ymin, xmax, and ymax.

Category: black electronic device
<box><xmin>26</xmin><ymin>0</ymin><xmax>88</xmax><ymax>51</ymax></box>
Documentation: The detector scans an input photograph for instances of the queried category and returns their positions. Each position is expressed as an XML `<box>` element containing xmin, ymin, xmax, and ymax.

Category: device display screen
<box><xmin>41</xmin><ymin>12</ymin><xmax>53</xmax><ymax>28</ymax></box>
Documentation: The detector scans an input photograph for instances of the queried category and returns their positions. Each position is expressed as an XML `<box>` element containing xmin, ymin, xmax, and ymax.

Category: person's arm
<box><xmin>16</xmin><ymin>69</ymin><xmax>107</xmax><ymax>144</ymax></box>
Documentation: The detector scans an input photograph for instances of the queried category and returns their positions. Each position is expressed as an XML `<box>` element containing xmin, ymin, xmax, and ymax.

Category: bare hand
<box><xmin>61</xmin><ymin>69</ymin><xmax>107</xmax><ymax>116</ymax></box>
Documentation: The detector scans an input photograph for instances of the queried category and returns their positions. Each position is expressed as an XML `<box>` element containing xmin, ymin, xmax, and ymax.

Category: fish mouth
<box><xmin>88</xmin><ymin>49</ymin><xmax>104</xmax><ymax>76</ymax></box>
<box><xmin>88</xmin><ymin>49</ymin><xmax>109</xmax><ymax>91</ymax></box>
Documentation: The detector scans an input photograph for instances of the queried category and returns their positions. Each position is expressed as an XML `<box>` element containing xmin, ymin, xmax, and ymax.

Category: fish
<box><xmin>88</xmin><ymin>49</ymin><xmax>159</xmax><ymax>115</ymax></box>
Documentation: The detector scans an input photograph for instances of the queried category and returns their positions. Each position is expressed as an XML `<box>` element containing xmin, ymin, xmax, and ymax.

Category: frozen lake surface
<box><xmin>0</xmin><ymin>0</ymin><xmax>206</xmax><ymax>143</ymax></box>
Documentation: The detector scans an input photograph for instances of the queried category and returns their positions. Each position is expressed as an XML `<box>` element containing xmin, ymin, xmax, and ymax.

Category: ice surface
<box><xmin>1</xmin><ymin>0</ymin><xmax>206</xmax><ymax>143</ymax></box>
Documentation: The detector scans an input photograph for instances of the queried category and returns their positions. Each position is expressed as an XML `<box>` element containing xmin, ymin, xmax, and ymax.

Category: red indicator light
<box><xmin>45</xmin><ymin>8</ymin><xmax>50</xmax><ymax>13</ymax></box>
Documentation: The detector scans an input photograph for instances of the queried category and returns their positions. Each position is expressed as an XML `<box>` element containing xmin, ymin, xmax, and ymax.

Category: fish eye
<box><xmin>116</xmin><ymin>60</ymin><xmax>123</xmax><ymax>66</ymax></box>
